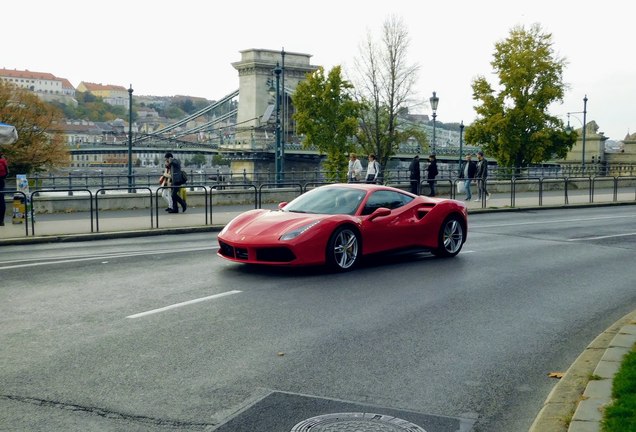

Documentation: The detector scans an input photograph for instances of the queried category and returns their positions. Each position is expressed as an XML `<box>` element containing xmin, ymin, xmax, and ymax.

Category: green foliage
<box><xmin>189</xmin><ymin>153</ymin><xmax>207</xmax><ymax>167</ymax></box>
<box><xmin>465</xmin><ymin>24</ymin><xmax>576</xmax><ymax>167</ymax></box>
<box><xmin>603</xmin><ymin>346</ymin><xmax>636</xmax><ymax>431</ymax></box>
<box><xmin>212</xmin><ymin>154</ymin><xmax>229</xmax><ymax>166</ymax></box>
<box><xmin>292</xmin><ymin>66</ymin><xmax>362</xmax><ymax>182</ymax></box>
<box><xmin>164</xmin><ymin>105</ymin><xmax>187</xmax><ymax>119</ymax></box>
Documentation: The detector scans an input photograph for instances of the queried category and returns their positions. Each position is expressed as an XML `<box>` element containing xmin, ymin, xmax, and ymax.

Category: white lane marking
<box><xmin>126</xmin><ymin>290</ymin><xmax>242</xmax><ymax>319</ymax></box>
<box><xmin>567</xmin><ymin>232</ymin><xmax>636</xmax><ymax>241</ymax></box>
<box><xmin>472</xmin><ymin>214</ymin><xmax>636</xmax><ymax>229</ymax></box>
<box><xmin>0</xmin><ymin>246</ymin><xmax>215</xmax><ymax>270</ymax></box>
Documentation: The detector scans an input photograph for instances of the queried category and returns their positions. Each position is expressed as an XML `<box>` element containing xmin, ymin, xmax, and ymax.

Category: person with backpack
<box><xmin>0</xmin><ymin>152</ymin><xmax>8</xmax><ymax>226</ymax></box>
<box><xmin>164</xmin><ymin>152</ymin><xmax>187</xmax><ymax>213</ymax></box>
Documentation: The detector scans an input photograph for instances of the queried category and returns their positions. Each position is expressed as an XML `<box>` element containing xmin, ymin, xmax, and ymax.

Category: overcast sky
<box><xmin>3</xmin><ymin>0</ymin><xmax>633</xmax><ymax>141</ymax></box>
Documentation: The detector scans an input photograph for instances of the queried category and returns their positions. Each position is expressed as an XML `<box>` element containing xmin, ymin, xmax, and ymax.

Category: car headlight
<box><xmin>280</xmin><ymin>220</ymin><xmax>321</xmax><ymax>241</ymax></box>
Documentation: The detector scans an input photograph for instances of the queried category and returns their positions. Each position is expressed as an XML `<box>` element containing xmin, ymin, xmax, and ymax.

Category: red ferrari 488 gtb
<box><xmin>217</xmin><ymin>183</ymin><xmax>467</xmax><ymax>271</ymax></box>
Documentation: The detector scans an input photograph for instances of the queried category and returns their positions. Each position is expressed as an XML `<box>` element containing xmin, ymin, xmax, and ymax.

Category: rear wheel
<box><xmin>432</xmin><ymin>215</ymin><xmax>464</xmax><ymax>257</ymax></box>
<box><xmin>326</xmin><ymin>227</ymin><xmax>360</xmax><ymax>271</ymax></box>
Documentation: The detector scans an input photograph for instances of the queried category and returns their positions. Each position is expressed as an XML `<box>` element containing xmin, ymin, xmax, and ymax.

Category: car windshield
<box><xmin>283</xmin><ymin>186</ymin><xmax>366</xmax><ymax>215</ymax></box>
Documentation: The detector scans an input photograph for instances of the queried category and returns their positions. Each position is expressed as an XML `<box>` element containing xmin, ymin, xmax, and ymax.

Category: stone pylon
<box><xmin>228</xmin><ymin>49</ymin><xmax>318</xmax><ymax>176</ymax></box>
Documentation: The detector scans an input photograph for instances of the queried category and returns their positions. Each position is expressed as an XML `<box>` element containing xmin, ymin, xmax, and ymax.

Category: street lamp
<box><xmin>565</xmin><ymin>94</ymin><xmax>588</xmax><ymax>170</ymax></box>
<box><xmin>128</xmin><ymin>84</ymin><xmax>134</xmax><ymax>192</ymax></box>
<box><xmin>458</xmin><ymin>121</ymin><xmax>464</xmax><ymax>175</ymax></box>
<box><xmin>429</xmin><ymin>91</ymin><xmax>439</xmax><ymax>154</ymax></box>
<box><xmin>273</xmin><ymin>63</ymin><xmax>283</xmax><ymax>183</ymax></box>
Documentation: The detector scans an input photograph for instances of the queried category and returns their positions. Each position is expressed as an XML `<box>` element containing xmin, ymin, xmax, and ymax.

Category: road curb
<box><xmin>0</xmin><ymin>225</ymin><xmax>222</xmax><ymax>246</ymax></box>
<box><xmin>529</xmin><ymin>309</ymin><xmax>636</xmax><ymax>432</ymax></box>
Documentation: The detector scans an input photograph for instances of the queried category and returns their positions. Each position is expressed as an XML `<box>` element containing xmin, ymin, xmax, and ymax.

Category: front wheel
<box><xmin>432</xmin><ymin>215</ymin><xmax>464</xmax><ymax>257</ymax></box>
<box><xmin>326</xmin><ymin>226</ymin><xmax>360</xmax><ymax>271</ymax></box>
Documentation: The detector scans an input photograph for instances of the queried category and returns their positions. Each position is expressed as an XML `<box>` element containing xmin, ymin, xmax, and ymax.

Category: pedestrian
<box><xmin>475</xmin><ymin>151</ymin><xmax>490</xmax><ymax>201</ymax></box>
<box><xmin>425</xmin><ymin>154</ymin><xmax>438</xmax><ymax>196</ymax></box>
<box><xmin>459</xmin><ymin>153</ymin><xmax>477</xmax><ymax>201</ymax></box>
<box><xmin>365</xmin><ymin>154</ymin><xmax>380</xmax><ymax>184</ymax></box>
<box><xmin>159</xmin><ymin>157</ymin><xmax>173</xmax><ymax>211</ymax></box>
<box><xmin>0</xmin><ymin>152</ymin><xmax>8</xmax><ymax>226</ymax></box>
<box><xmin>409</xmin><ymin>155</ymin><xmax>421</xmax><ymax>194</ymax></box>
<box><xmin>164</xmin><ymin>152</ymin><xmax>187</xmax><ymax>213</ymax></box>
<box><xmin>347</xmin><ymin>153</ymin><xmax>362</xmax><ymax>183</ymax></box>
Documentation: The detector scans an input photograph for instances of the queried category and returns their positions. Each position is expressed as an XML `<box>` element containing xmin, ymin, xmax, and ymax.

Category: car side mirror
<box><xmin>368</xmin><ymin>207</ymin><xmax>391</xmax><ymax>221</ymax></box>
<box><xmin>278</xmin><ymin>202</ymin><xmax>288</xmax><ymax>210</ymax></box>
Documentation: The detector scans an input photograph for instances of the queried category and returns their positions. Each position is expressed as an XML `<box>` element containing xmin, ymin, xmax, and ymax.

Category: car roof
<box><xmin>319</xmin><ymin>183</ymin><xmax>414</xmax><ymax>195</ymax></box>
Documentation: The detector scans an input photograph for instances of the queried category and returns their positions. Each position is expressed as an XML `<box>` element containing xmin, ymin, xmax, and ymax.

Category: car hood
<box><xmin>229</xmin><ymin>210</ymin><xmax>329</xmax><ymax>238</ymax></box>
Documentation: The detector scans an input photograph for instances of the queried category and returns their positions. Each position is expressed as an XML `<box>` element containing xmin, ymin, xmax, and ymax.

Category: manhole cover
<box><xmin>290</xmin><ymin>412</ymin><xmax>427</xmax><ymax>431</ymax></box>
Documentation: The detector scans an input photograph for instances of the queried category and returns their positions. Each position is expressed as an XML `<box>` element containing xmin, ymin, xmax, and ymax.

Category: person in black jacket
<box><xmin>459</xmin><ymin>153</ymin><xmax>477</xmax><ymax>200</ymax></box>
<box><xmin>164</xmin><ymin>152</ymin><xmax>187</xmax><ymax>213</ymax></box>
<box><xmin>0</xmin><ymin>152</ymin><xmax>7</xmax><ymax>226</ymax></box>
<box><xmin>425</xmin><ymin>154</ymin><xmax>438</xmax><ymax>196</ymax></box>
<box><xmin>475</xmin><ymin>151</ymin><xmax>490</xmax><ymax>201</ymax></box>
<box><xmin>409</xmin><ymin>155</ymin><xmax>421</xmax><ymax>194</ymax></box>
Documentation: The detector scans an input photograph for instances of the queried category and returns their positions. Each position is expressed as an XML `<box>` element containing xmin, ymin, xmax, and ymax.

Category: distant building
<box><xmin>77</xmin><ymin>82</ymin><xmax>129</xmax><ymax>108</ymax></box>
<box><xmin>0</xmin><ymin>67</ymin><xmax>76</xmax><ymax>104</ymax></box>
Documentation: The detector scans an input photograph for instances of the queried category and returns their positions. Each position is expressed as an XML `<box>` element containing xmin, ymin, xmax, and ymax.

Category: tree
<box><xmin>351</xmin><ymin>15</ymin><xmax>423</xmax><ymax>176</ymax></box>
<box><xmin>292</xmin><ymin>66</ymin><xmax>361</xmax><ymax>181</ymax></box>
<box><xmin>189</xmin><ymin>153</ymin><xmax>206</xmax><ymax>167</ymax></box>
<box><xmin>465</xmin><ymin>24</ymin><xmax>576</xmax><ymax>168</ymax></box>
<box><xmin>0</xmin><ymin>81</ymin><xmax>70</xmax><ymax>174</ymax></box>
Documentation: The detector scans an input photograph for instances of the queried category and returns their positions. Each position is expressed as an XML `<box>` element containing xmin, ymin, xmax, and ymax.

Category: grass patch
<box><xmin>602</xmin><ymin>344</ymin><xmax>636</xmax><ymax>431</ymax></box>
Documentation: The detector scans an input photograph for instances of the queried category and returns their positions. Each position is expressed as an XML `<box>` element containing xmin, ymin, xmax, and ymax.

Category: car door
<box><xmin>359</xmin><ymin>190</ymin><xmax>415</xmax><ymax>254</ymax></box>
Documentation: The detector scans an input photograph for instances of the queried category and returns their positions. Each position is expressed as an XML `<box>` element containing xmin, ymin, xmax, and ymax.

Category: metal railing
<box><xmin>3</xmin><ymin>162</ymin><xmax>636</xmax><ymax>194</ymax></box>
<box><xmin>3</xmin><ymin>175</ymin><xmax>635</xmax><ymax>238</ymax></box>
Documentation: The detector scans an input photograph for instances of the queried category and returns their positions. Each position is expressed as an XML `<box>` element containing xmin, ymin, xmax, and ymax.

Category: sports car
<box><xmin>217</xmin><ymin>183</ymin><xmax>467</xmax><ymax>271</ymax></box>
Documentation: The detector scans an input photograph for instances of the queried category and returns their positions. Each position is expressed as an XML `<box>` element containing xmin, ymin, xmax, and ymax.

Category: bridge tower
<box><xmin>228</xmin><ymin>49</ymin><xmax>318</xmax><ymax>176</ymax></box>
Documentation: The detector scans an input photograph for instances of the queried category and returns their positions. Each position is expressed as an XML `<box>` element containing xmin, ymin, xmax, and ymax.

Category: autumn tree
<box><xmin>0</xmin><ymin>81</ymin><xmax>70</xmax><ymax>174</ymax></box>
<box><xmin>351</xmin><ymin>15</ymin><xmax>425</xmax><ymax>177</ymax></box>
<box><xmin>292</xmin><ymin>66</ymin><xmax>361</xmax><ymax>181</ymax></box>
<box><xmin>465</xmin><ymin>24</ymin><xmax>576</xmax><ymax>168</ymax></box>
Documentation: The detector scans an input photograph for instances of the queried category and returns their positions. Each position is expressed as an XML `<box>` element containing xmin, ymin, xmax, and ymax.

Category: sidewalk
<box><xmin>2</xmin><ymin>190</ymin><xmax>633</xmax><ymax>243</ymax></box>
<box><xmin>0</xmin><ymin>203</ymin><xmax>254</xmax><ymax>243</ymax></box>
<box><xmin>530</xmin><ymin>310</ymin><xmax>636</xmax><ymax>432</ymax></box>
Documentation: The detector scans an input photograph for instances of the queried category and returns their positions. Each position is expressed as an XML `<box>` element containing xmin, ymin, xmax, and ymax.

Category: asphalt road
<box><xmin>1</xmin><ymin>205</ymin><xmax>635</xmax><ymax>431</ymax></box>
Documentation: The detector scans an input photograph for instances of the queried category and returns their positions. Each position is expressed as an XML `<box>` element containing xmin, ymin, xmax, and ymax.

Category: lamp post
<box><xmin>429</xmin><ymin>91</ymin><xmax>439</xmax><ymax>154</ymax></box>
<box><xmin>582</xmin><ymin>95</ymin><xmax>588</xmax><ymax>171</ymax></box>
<box><xmin>273</xmin><ymin>63</ymin><xmax>283</xmax><ymax>184</ymax></box>
<box><xmin>280</xmin><ymin>48</ymin><xmax>286</xmax><ymax>177</ymax></box>
<box><xmin>566</xmin><ymin>94</ymin><xmax>588</xmax><ymax>171</ymax></box>
<box><xmin>127</xmin><ymin>84</ymin><xmax>134</xmax><ymax>192</ymax></box>
<box><xmin>458</xmin><ymin>121</ymin><xmax>464</xmax><ymax>175</ymax></box>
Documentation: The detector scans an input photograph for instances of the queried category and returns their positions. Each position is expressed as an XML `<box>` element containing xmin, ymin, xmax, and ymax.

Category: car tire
<box><xmin>432</xmin><ymin>215</ymin><xmax>464</xmax><ymax>257</ymax></box>
<box><xmin>326</xmin><ymin>226</ymin><xmax>360</xmax><ymax>271</ymax></box>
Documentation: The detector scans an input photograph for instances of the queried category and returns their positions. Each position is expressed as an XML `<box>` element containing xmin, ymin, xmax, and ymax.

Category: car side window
<box><xmin>362</xmin><ymin>191</ymin><xmax>412</xmax><ymax>215</ymax></box>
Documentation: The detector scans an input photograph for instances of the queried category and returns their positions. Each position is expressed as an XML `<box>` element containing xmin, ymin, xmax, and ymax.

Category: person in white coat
<box><xmin>347</xmin><ymin>153</ymin><xmax>363</xmax><ymax>183</ymax></box>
